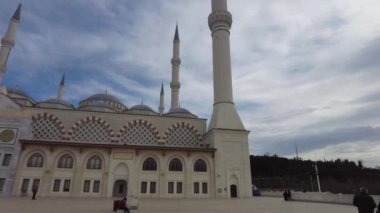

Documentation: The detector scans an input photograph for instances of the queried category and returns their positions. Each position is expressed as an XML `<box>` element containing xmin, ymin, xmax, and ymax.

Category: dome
<box><xmin>79</xmin><ymin>93</ymin><xmax>127</xmax><ymax>112</ymax></box>
<box><xmin>127</xmin><ymin>104</ymin><xmax>158</xmax><ymax>116</ymax></box>
<box><xmin>85</xmin><ymin>93</ymin><xmax>122</xmax><ymax>103</ymax></box>
<box><xmin>36</xmin><ymin>98</ymin><xmax>74</xmax><ymax>109</ymax></box>
<box><xmin>7</xmin><ymin>87</ymin><xmax>31</xmax><ymax>99</ymax></box>
<box><xmin>165</xmin><ymin>107</ymin><xmax>197</xmax><ymax>118</ymax></box>
<box><xmin>130</xmin><ymin>104</ymin><xmax>155</xmax><ymax>112</ymax></box>
<box><xmin>6</xmin><ymin>87</ymin><xmax>35</xmax><ymax>106</ymax></box>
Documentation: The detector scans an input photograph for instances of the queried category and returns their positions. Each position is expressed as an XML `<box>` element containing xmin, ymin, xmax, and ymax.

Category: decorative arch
<box><xmin>117</xmin><ymin>119</ymin><xmax>159</xmax><ymax>145</ymax></box>
<box><xmin>163</xmin><ymin>122</ymin><xmax>203</xmax><ymax>147</ymax></box>
<box><xmin>68</xmin><ymin>116</ymin><xmax>114</xmax><ymax>143</ymax></box>
<box><xmin>31</xmin><ymin>113</ymin><xmax>65</xmax><ymax>141</ymax></box>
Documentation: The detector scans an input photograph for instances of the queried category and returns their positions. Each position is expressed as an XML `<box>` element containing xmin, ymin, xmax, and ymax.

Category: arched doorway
<box><xmin>230</xmin><ymin>184</ymin><xmax>238</xmax><ymax>198</ymax></box>
<box><xmin>113</xmin><ymin>180</ymin><xmax>127</xmax><ymax>197</ymax></box>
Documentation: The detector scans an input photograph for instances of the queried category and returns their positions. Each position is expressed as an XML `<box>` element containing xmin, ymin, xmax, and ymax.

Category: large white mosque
<box><xmin>0</xmin><ymin>0</ymin><xmax>252</xmax><ymax>198</ymax></box>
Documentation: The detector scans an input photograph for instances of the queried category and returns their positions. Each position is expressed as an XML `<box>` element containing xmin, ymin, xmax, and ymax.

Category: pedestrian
<box><xmin>287</xmin><ymin>189</ymin><xmax>292</xmax><ymax>201</ymax></box>
<box><xmin>119</xmin><ymin>197</ymin><xmax>130</xmax><ymax>213</ymax></box>
<box><xmin>283</xmin><ymin>189</ymin><xmax>289</xmax><ymax>201</ymax></box>
<box><xmin>353</xmin><ymin>187</ymin><xmax>376</xmax><ymax>213</ymax></box>
<box><xmin>32</xmin><ymin>185</ymin><xmax>38</xmax><ymax>200</ymax></box>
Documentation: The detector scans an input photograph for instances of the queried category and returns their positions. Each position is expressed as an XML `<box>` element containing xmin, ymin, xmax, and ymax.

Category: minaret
<box><xmin>208</xmin><ymin>0</ymin><xmax>244</xmax><ymax>130</ymax></box>
<box><xmin>0</xmin><ymin>3</ymin><xmax>21</xmax><ymax>83</ymax></box>
<box><xmin>206</xmin><ymin>0</ymin><xmax>252</xmax><ymax>198</ymax></box>
<box><xmin>57</xmin><ymin>74</ymin><xmax>65</xmax><ymax>99</ymax></box>
<box><xmin>159</xmin><ymin>83</ymin><xmax>165</xmax><ymax>115</ymax></box>
<box><xmin>170</xmin><ymin>24</ymin><xmax>181</xmax><ymax>110</ymax></box>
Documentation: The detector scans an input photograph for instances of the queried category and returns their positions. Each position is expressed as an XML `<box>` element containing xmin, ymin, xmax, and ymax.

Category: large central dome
<box><xmin>79</xmin><ymin>93</ymin><xmax>127</xmax><ymax>112</ymax></box>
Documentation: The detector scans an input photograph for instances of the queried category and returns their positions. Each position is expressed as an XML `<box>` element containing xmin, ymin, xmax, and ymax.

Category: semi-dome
<box><xmin>36</xmin><ymin>98</ymin><xmax>74</xmax><ymax>109</ymax></box>
<box><xmin>127</xmin><ymin>104</ymin><xmax>157</xmax><ymax>116</ymax></box>
<box><xmin>165</xmin><ymin>107</ymin><xmax>197</xmax><ymax>118</ymax></box>
<box><xmin>79</xmin><ymin>93</ymin><xmax>126</xmax><ymax>112</ymax></box>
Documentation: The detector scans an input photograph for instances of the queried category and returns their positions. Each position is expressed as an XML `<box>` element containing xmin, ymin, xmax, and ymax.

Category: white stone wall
<box><xmin>13</xmin><ymin>144</ymin><xmax>214</xmax><ymax>198</ymax></box>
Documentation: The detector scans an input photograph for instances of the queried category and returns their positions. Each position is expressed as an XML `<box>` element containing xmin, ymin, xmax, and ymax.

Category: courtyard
<box><xmin>0</xmin><ymin>196</ymin><xmax>357</xmax><ymax>213</ymax></box>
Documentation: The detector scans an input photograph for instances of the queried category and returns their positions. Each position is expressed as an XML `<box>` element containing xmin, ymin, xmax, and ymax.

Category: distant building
<box><xmin>0</xmin><ymin>1</ymin><xmax>252</xmax><ymax>198</ymax></box>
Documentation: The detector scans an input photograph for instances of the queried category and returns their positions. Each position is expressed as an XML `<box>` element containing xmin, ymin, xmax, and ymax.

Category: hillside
<box><xmin>250</xmin><ymin>155</ymin><xmax>380</xmax><ymax>194</ymax></box>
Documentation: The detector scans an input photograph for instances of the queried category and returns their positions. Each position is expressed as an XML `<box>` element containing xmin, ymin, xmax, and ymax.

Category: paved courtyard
<box><xmin>0</xmin><ymin>196</ymin><xmax>357</xmax><ymax>213</ymax></box>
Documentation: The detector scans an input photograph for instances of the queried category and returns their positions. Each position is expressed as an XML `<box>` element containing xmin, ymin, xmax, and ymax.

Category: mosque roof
<box><xmin>168</xmin><ymin>107</ymin><xmax>191</xmax><ymax>114</ymax></box>
<box><xmin>166</xmin><ymin>107</ymin><xmax>197</xmax><ymax>118</ymax></box>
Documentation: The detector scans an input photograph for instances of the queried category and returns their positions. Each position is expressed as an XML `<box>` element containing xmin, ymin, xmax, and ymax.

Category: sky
<box><xmin>1</xmin><ymin>0</ymin><xmax>380</xmax><ymax>167</ymax></box>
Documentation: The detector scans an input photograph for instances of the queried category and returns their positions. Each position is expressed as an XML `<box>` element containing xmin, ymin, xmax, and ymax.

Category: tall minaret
<box><xmin>159</xmin><ymin>83</ymin><xmax>165</xmax><ymax>115</ymax></box>
<box><xmin>0</xmin><ymin>3</ymin><xmax>21</xmax><ymax>83</ymax></box>
<box><xmin>206</xmin><ymin>0</ymin><xmax>252</xmax><ymax>198</ymax></box>
<box><xmin>208</xmin><ymin>0</ymin><xmax>244</xmax><ymax>130</ymax></box>
<box><xmin>57</xmin><ymin>74</ymin><xmax>65</xmax><ymax>99</ymax></box>
<box><xmin>170</xmin><ymin>24</ymin><xmax>181</xmax><ymax>110</ymax></box>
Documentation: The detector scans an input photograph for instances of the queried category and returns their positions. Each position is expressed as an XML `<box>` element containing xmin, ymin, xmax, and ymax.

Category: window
<box><xmin>140</xmin><ymin>182</ymin><xmax>147</xmax><ymax>193</ymax></box>
<box><xmin>21</xmin><ymin>179</ymin><xmax>30</xmax><ymax>193</ymax></box>
<box><xmin>177</xmin><ymin>182</ymin><xmax>183</xmax><ymax>194</ymax></box>
<box><xmin>168</xmin><ymin>182</ymin><xmax>174</xmax><ymax>194</ymax></box>
<box><xmin>142</xmin><ymin>158</ymin><xmax>157</xmax><ymax>171</ymax></box>
<box><xmin>87</xmin><ymin>155</ymin><xmax>102</xmax><ymax>169</ymax></box>
<box><xmin>2</xmin><ymin>154</ymin><xmax>11</xmax><ymax>166</ymax></box>
<box><xmin>27</xmin><ymin>153</ymin><xmax>44</xmax><ymax>167</ymax></box>
<box><xmin>0</xmin><ymin>178</ymin><xmax>5</xmax><ymax>192</ymax></box>
<box><xmin>194</xmin><ymin>182</ymin><xmax>199</xmax><ymax>194</ymax></box>
<box><xmin>202</xmin><ymin>182</ymin><xmax>208</xmax><ymax>194</ymax></box>
<box><xmin>63</xmin><ymin>180</ymin><xmax>71</xmax><ymax>192</ymax></box>
<box><xmin>150</xmin><ymin>182</ymin><xmax>156</xmax><ymax>194</ymax></box>
<box><xmin>57</xmin><ymin>154</ymin><xmax>73</xmax><ymax>168</ymax></box>
<box><xmin>169</xmin><ymin>158</ymin><xmax>182</xmax><ymax>171</ymax></box>
<box><xmin>93</xmin><ymin>180</ymin><xmax>100</xmax><ymax>193</ymax></box>
<box><xmin>53</xmin><ymin>179</ymin><xmax>61</xmax><ymax>192</ymax></box>
<box><xmin>194</xmin><ymin>159</ymin><xmax>207</xmax><ymax>172</ymax></box>
<box><xmin>32</xmin><ymin>179</ymin><xmax>40</xmax><ymax>190</ymax></box>
<box><xmin>83</xmin><ymin>180</ymin><xmax>90</xmax><ymax>192</ymax></box>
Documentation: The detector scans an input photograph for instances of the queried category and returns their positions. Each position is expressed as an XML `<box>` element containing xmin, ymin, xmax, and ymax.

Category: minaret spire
<box><xmin>170</xmin><ymin>24</ymin><xmax>181</xmax><ymax>111</ymax></box>
<box><xmin>208</xmin><ymin>0</ymin><xmax>244</xmax><ymax>130</ymax></box>
<box><xmin>159</xmin><ymin>83</ymin><xmax>165</xmax><ymax>115</ymax></box>
<box><xmin>0</xmin><ymin>3</ymin><xmax>22</xmax><ymax>83</ymax></box>
<box><xmin>57</xmin><ymin>74</ymin><xmax>65</xmax><ymax>99</ymax></box>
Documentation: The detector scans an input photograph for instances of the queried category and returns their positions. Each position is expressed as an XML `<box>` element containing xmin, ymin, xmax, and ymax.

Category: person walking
<box><xmin>31</xmin><ymin>185</ymin><xmax>38</xmax><ymax>200</ymax></box>
<box><xmin>353</xmin><ymin>187</ymin><xmax>376</xmax><ymax>213</ymax></box>
<box><xmin>119</xmin><ymin>197</ymin><xmax>130</xmax><ymax>213</ymax></box>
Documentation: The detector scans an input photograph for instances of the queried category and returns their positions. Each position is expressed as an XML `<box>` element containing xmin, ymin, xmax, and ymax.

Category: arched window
<box><xmin>194</xmin><ymin>159</ymin><xmax>207</xmax><ymax>172</ymax></box>
<box><xmin>169</xmin><ymin>158</ymin><xmax>182</xmax><ymax>171</ymax></box>
<box><xmin>57</xmin><ymin>154</ymin><xmax>73</xmax><ymax>168</ymax></box>
<box><xmin>87</xmin><ymin>155</ymin><xmax>102</xmax><ymax>169</ymax></box>
<box><xmin>142</xmin><ymin>157</ymin><xmax>157</xmax><ymax>171</ymax></box>
<box><xmin>27</xmin><ymin>153</ymin><xmax>44</xmax><ymax>167</ymax></box>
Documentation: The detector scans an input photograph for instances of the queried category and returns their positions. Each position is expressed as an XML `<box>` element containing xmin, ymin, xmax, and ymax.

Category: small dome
<box><xmin>127</xmin><ymin>104</ymin><xmax>157</xmax><ymax>116</ymax></box>
<box><xmin>165</xmin><ymin>107</ymin><xmax>197</xmax><ymax>118</ymax></box>
<box><xmin>79</xmin><ymin>93</ymin><xmax>127</xmax><ymax>112</ymax></box>
<box><xmin>130</xmin><ymin>104</ymin><xmax>155</xmax><ymax>112</ymax></box>
<box><xmin>7</xmin><ymin>87</ymin><xmax>31</xmax><ymax>99</ymax></box>
<box><xmin>6</xmin><ymin>87</ymin><xmax>35</xmax><ymax>106</ymax></box>
<box><xmin>79</xmin><ymin>100</ymin><xmax>117</xmax><ymax>112</ymax></box>
<box><xmin>36</xmin><ymin>98</ymin><xmax>74</xmax><ymax>109</ymax></box>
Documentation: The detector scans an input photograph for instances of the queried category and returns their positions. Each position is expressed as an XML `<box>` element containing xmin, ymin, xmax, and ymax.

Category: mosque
<box><xmin>0</xmin><ymin>0</ymin><xmax>252</xmax><ymax>198</ymax></box>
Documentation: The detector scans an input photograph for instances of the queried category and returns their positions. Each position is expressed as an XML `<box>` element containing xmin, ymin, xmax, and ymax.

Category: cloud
<box><xmin>1</xmin><ymin>0</ymin><xmax>380</xmax><ymax>167</ymax></box>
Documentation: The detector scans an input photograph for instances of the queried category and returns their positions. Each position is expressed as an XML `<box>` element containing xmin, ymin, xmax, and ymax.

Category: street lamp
<box><xmin>314</xmin><ymin>162</ymin><xmax>321</xmax><ymax>192</ymax></box>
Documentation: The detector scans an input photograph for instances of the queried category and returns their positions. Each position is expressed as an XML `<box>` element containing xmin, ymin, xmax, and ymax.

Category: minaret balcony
<box><xmin>208</xmin><ymin>10</ymin><xmax>232</xmax><ymax>32</ymax></box>
<box><xmin>170</xmin><ymin>82</ymin><xmax>181</xmax><ymax>89</ymax></box>
<box><xmin>1</xmin><ymin>38</ymin><xmax>15</xmax><ymax>48</ymax></box>
<box><xmin>171</xmin><ymin>58</ymin><xmax>181</xmax><ymax>65</ymax></box>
